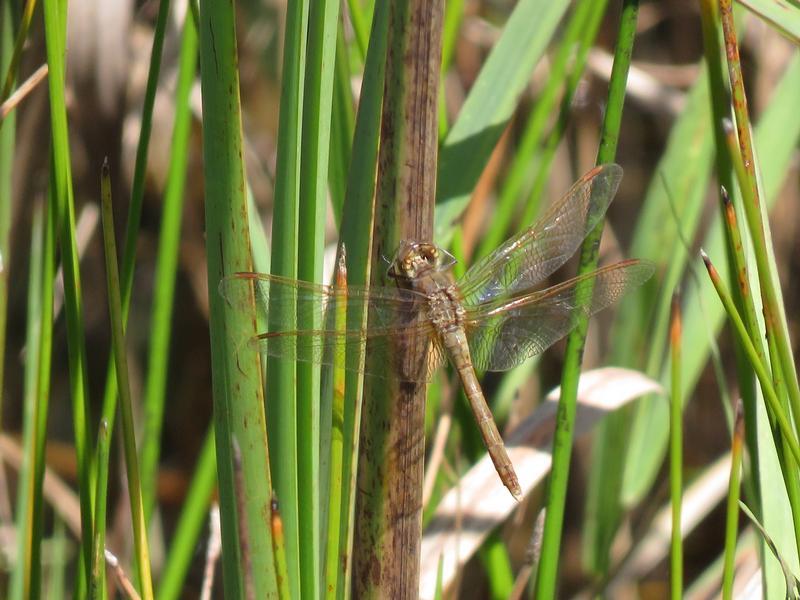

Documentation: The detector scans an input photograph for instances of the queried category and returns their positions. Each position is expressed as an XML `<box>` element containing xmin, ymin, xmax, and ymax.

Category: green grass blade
<box><xmin>641</xmin><ymin>55</ymin><xmax>800</xmax><ymax>596</ymax></box>
<box><xmin>437</xmin><ymin>0</ymin><xmax>465</xmax><ymax>140</ymax></box>
<box><xmin>13</xmin><ymin>200</ymin><xmax>46</xmax><ymax>600</ymax></box>
<box><xmin>0</xmin><ymin>0</ymin><xmax>34</xmax><ymax>104</ymax></box>
<box><xmin>157</xmin><ymin>428</ymin><xmax>217</xmax><ymax>600</ymax></box>
<box><xmin>120</xmin><ymin>0</ymin><xmax>171</xmax><ymax>312</ymax></box>
<box><xmin>0</xmin><ymin>0</ymin><xmax>18</xmax><ymax>424</ymax></box>
<box><xmin>479</xmin><ymin>531</ymin><xmax>514</xmax><ymax>599</ymax></box>
<box><xmin>51</xmin><ymin>517</ymin><xmax>68</xmax><ymax>599</ymax></box>
<box><xmin>5</xmin><ymin>3</ymin><xmax>24</xmax><ymax>589</ymax></box>
<box><xmin>42</xmin><ymin>0</ymin><xmax>94</xmax><ymax>581</ymax></box>
<box><xmin>700</xmin><ymin>0</ymin><xmax>762</xmax><ymax>518</ymax></box>
<box><xmin>140</xmin><ymin>6</ymin><xmax>198</xmax><ymax>525</ymax></box>
<box><xmin>336</xmin><ymin>2</ymin><xmax>391</xmax><ymax>595</ymax></box>
<box><xmin>246</xmin><ymin>185</ymin><xmax>271</xmax><ymax>275</ymax></box>
<box><xmin>339</xmin><ymin>0</ymin><xmax>389</xmax><ymax>285</ymax></box>
<box><xmin>434</xmin><ymin>0</ymin><xmax>570</xmax><ymax>246</ymax></box>
<box><xmin>701</xmin><ymin>251</ymin><xmax>799</xmax><ymax>463</ymax></box>
<box><xmin>267</xmin><ymin>1</ymin><xmax>310</xmax><ymax>596</ymax></box>
<box><xmin>100</xmin><ymin>162</ymin><xmax>154</xmax><ymax>599</ymax></box>
<box><xmin>99</xmin><ymin>0</ymin><xmax>172</xmax><ymax>446</ymax></box>
<box><xmin>346</xmin><ymin>0</ymin><xmax>369</xmax><ymax>60</ymax></box>
<box><xmin>535</xmin><ymin>1</ymin><xmax>640</xmax><ymax>595</ymax></box>
<box><xmin>31</xmin><ymin>189</ymin><xmax>56</xmax><ymax>598</ymax></box>
<box><xmin>613</xmin><ymin>30</ymin><xmax>800</xmax><ymax>522</ymax></box>
<box><xmin>600</xmin><ymin>76</ymin><xmax>712</xmax><ymax>540</ymax></box>
<box><xmin>722</xmin><ymin>403</ymin><xmax>745</xmax><ymax>599</ymax></box>
<box><xmin>328</xmin><ymin>21</ymin><xmax>354</xmax><ymax>222</ymax></box>
<box><xmin>324</xmin><ymin>251</ymin><xmax>348</xmax><ymax>599</ymax></box>
<box><xmin>591</xmin><ymin>54</ymin><xmax>800</xmax><ymax>582</ymax></box>
<box><xmin>90</xmin><ymin>420</ymin><xmax>110</xmax><ymax>600</ymax></box>
<box><xmin>440</xmin><ymin>0</ymin><xmax>464</xmax><ymax>71</ymax></box>
<box><xmin>618</xmin><ymin>55</ymin><xmax>800</xmax><ymax>501</ymax></box>
<box><xmin>582</xmin><ymin>65</ymin><xmax>715</xmax><ymax>573</ymax></box>
<box><xmin>720</xmin><ymin>0</ymin><xmax>800</xmax><ymax>437</ymax></box>
<box><xmin>199</xmin><ymin>0</ymin><xmax>276</xmax><ymax>595</ymax></box>
<box><xmin>297</xmin><ymin>0</ymin><xmax>339</xmax><ymax>594</ymax></box>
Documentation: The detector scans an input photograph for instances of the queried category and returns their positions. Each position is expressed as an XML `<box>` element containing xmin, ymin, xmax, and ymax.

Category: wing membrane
<box><xmin>465</xmin><ymin>260</ymin><xmax>654</xmax><ymax>372</ymax></box>
<box><xmin>458</xmin><ymin>164</ymin><xmax>623</xmax><ymax>305</ymax></box>
<box><xmin>219</xmin><ymin>272</ymin><xmax>444</xmax><ymax>381</ymax></box>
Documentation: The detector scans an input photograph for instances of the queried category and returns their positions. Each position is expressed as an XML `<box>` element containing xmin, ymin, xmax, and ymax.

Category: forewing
<box><xmin>219</xmin><ymin>272</ymin><xmax>442</xmax><ymax>381</ymax></box>
<box><xmin>458</xmin><ymin>164</ymin><xmax>623</xmax><ymax>305</ymax></box>
<box><xmin>465</xmin><ymin>260</ymin><xmax>654</xmax><ymax>372</ymax></box>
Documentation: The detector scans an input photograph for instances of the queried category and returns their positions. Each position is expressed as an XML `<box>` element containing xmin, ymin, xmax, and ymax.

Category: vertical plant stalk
<box><xmin>337</xmin><ymin>2</ymin><xmax>390</xmax><ymax>594</ymax></box>
<box><xmin>198</xmin><ymin>0</ymin><xmax>276</xmax><ymax>596</ymax></box>
<box><xmin>42</xmin><ymin>0</ymin><xmax>94</xmax><ymax>581</ymax></box>
<box><xmin>31</xmin><ymin>193</ymin><xmax>55</xmax><ymax>597</ymax></box>
<box><xmin>100</xmin><ymin>162</ymin><xmax>154</xmax><ymax>599</ymax></box>
<box><xmin>534</xmin><ymin>1</ymin><xmax>640</xmax><ymax>596</ymax></box>
<box><xmin>99</xmin><ymin>0</ymin><xmax>172</xmax><ymax>439</ymax></box>
<box><xmin>718</xmin><ymin>1</ymin><xmax>800</xmax><ymax>553</ymax></box>
<box><xmin>0</xmin><ymin>0</ymin><xmax>20</xmax><ymax>425</ymax></box>
<box><xmin>266</xmin><ymin>1</ymin><xmax>309</xmax><ymax>595</ymax></box>
<box><xmin>699</xmin><ymin>0</ymin><xmax>764</xmax><ymax>518</ymax></box>
<box><xmin>346</xmin><ymin>0</ymin><xmax>370</xmax><ymax>60</ymax></box>
<box><xmin>157</xmin><ymin>429</ymin><xmax>217</xmax><ymax>600</ymax></box>
<box><xmin>720</xmin><ymin>180</ymin><xmax>800</xmax><ymax>516</ymax></box>
<box><xmin>120</xmin><ymin>0</ymin><xmax>171</xmax><ymax>312</ymax></box>
<box><xmin>140</xmin><ymin>5</ymin><xmax>198</xmax><ymax>524</ymax></box>
<box><xmin>0</xmin><ymin>0</ymin><xmax>36</xmax><ymax>103</ymax></box>
<box><xmin>16</xmin><ymin>200</ymin><xmax>46</xmax><ymax>599</ymax></box>
<box><xmin>0</xmin><ymin>18</ymin><xmax>23</xmax><ymax>572</ymax></box>
<box><xmin>669</xmin><ymin>294</ymin><xmax>683</xmax><ymax>599</ymax></box>
<box><xmin>722</xmin><ymin>401</ymin><xmax>745</xmax><ymax>599</ymax></box>
<box><xmin>297</xmin><ymin>0</ymin><xmax>340</xmax><ymax>594</ymax></box>
<box><xmin>121</xmin><ymin>0</ymin><xmax>171</xmax><ymax>306</ymax></box>
<box><xmin>722</xmin><ymin>146</ymin><xmax>800</xmax><ymax>552</ymax></box>
<box><xmin>701</xmin><ymin>252</ymin><xmax>800</xmax><ymax>464</ymax></box>
<box><xmin>353</xmin><ymin>0</ymin><xmax>444</xmax><ymax>597</ymax></box>
<box><xmin>324</xmin><ymin>248</ymin><xmax>348</xmax><ymax>599</ymax></box>
<box><xmin>698</xmin><ymin>0</ymin><xmax>762</xmax><ymax>519</ymax></box>
<box><xmin>718</xmin><ymin>0</ymin><xmax>800</xmax><ymax>426</ymax></box>
<box><xmin>328</xmin><ymin>23</ymin><xmax>355</xmax><ymax>221</ymax></box>
<box><xmin>90</xmin><ymin>420</ymin><xmax>110</xmax><ymax>600</ymax></box>
<box><xmin>701</xmin><ymin>250</ymin><xmax>800</xmax><ymax>584</ymax></box>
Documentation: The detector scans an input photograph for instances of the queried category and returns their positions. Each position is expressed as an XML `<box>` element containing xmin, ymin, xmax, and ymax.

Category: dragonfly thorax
<box><xmin>426</xmin><ymin>287</ymin><xmax>467</xmax><ymax>332</ymax></box>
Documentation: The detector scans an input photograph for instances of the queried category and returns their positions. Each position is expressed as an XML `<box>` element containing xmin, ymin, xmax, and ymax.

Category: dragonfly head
<box><xmin>387</xmin><ymin>241</ymin><xmax>456</xmax><ymax>280</ymax></box>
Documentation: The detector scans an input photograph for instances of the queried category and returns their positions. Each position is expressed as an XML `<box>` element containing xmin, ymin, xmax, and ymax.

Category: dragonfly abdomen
<box><xmin>443</xmin><ymin>327</ymin><xmax>523</xmax><ymax>500</ymax></box>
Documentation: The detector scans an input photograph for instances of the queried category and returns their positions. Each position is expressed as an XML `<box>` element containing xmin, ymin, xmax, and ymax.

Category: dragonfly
<box><xmin>220</xmin><ymin>164</ymin><xmax>654</xmax><ymax>500</ymax></box>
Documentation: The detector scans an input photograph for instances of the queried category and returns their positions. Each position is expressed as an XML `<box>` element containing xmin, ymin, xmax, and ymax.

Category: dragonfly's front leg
<box><xmin>446</xmin><ymin>328</ymin><xmax>522</xmax><ymax>500</ymax></box>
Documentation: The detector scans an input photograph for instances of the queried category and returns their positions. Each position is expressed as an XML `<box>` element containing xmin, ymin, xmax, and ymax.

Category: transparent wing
<box><xmin>219</xmin><ymin>272</ymin><xmax>446</xmax><ymax>382</ymax></box>
<box><xmin>464</xmin><ymin>260</ymin><xmax>654</xmax><ymax>372</ymax></box>
<box><xmin>458</xmin><ymin>164</ymin><xmax>623</xmax><ymax>305</ymax></box>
